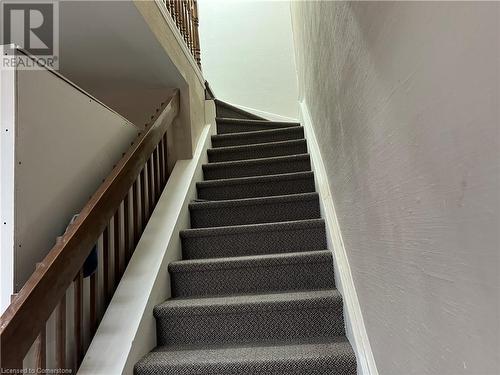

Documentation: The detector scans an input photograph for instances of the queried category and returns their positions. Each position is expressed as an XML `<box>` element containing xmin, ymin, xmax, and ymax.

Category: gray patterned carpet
<box><xmin>135</xmin><ymin>105</ymin><xmax>357</xmax><ymax>374</ymax></box>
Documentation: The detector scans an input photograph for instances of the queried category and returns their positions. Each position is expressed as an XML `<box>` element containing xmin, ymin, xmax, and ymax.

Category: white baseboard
<box><xmin>222</xmin><ymin>100</ymin><xmax>299</xmax><ymax>122</ymax></box>
<box><xmin>299</xmin><ymin>100</ymin><xmax>378</xmax><ymax>375</ymax></box>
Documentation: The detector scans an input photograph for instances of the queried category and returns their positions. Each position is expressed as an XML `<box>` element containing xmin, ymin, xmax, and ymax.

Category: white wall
<box><xmin>291</xmin><ymin>2</ymin><xmax>499</xmax><ymax>375</ymax></box>
<box><xmin>10</xmin><ymin>65</ymin><xmax>138</xmax><ymax>295</ymax></box>
<box><xmin>198</xmin><ymin>0</ymin><xmax>298</xmax><ymax>119</ymax></box>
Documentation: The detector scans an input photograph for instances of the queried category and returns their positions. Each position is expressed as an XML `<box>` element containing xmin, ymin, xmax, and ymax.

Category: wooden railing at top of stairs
<box><xmin>0</xmin><ymin>91</ymin><xmax>180</xmax><ymax>373</ymax></box>
<box><xmin>161</xmin><ymin>0</ymin><xmax>201</xmax><ymax>68</ymax></box>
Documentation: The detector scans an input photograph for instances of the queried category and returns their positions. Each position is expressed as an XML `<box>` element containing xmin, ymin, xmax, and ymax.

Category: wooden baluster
<box><xmin>140</xmin><ymin>168</ymin><xmax>147</xmax><ymax>229</ymax></box>
<box><xmin>163</xmin><ymin>133</ymin><xmax>169</xmax><ymax>179</ymax></box>
<box><xmin>113</xmin><ymin>208</ymin><xmax>121</xmax><ymax>287</ymax></box>
<box><xmin>73</xmin><ymin>270</ymin><xmax>83</xmax><ymax>369</ymax></box>
<box><xmin>55</xmin><ymin>295</ymin><xmax>66</xmax><ymax>369</ymax></box>
<box><xmin>188</xmin><ymin>1</ymin><xmax>193</xmax><ymax>48</ymax></box>
<box><xmin>123</xmin><ymin>193</ymin><xmax>130</xmax><ymax>263</ymax></box>
<box><xmin>102</xmin><ymin>226</ymin><xmax>110</xmax><ymax>305</ymax></box>
<box><xmin>186</xmin><ymin>0</ymin><xmax>191</xmax><ymax>52</ymax></box>
<box><xmin>188</xmin><ymin>0</ymin><xmax>194</xmax><ymax>55</ymax></box>
<box><xmin>184</xmin><ymin>1</ymin><xmax>190</xmax><ymax>45</ymax></box>
<box><xmin>169</xmin><ymin>0</ymin><xmax>176</xmax><ymax>21</ymax></box>
<box><xmin>181</xmin><ymin>1</ymin><xmax>188</xmax><ymax>40</ymax></box>
<box><xmin>31</xmin><ymin>263</ymin><xmax>47</xmax><ymax>371</ymax></box>
<box><xmin>132</xmin><ymin>178</ymin><xmax>140</xmax><ymax>247</ymax></box>
<box><xmin>35</xmin><ymin>263</ymin><xmax>47</xmax><ymax>370</ymax></box>
<box><xmin>153</xmin><ymin>146</ymin><xmax>161</xmax><ymax>201</ymax></box>
<box><xmin>89</xmin><ymin>271</ymin><xmax>97</xmax><ymax>336</ymax></box>
<box><xmin>32</xmin><ymin>263</ymin><xmax>47</xmax><ymax>371</ymax></box>
<box><xmin>159</xmin><ymin>138</ymin><xmax>165</xmax><ymax>187</ymax></box>
<box><xmin>147</xmin><ymin>158</ymin><xmax>154</xmax><ymax>215</ymax></box>
<box><xmin>173</xmin><ymin>0</ymin><xmax>181</xmax><ymax>30</ymax></box>
<box><xmin>192</xmin><ymin>1</ymin><xmax>197</xmax><ymax>56</ymax></box>
<box><xmin>35</xmin><ymin>325</ymin><xmax>46</xmax><ymax>371</ymax></box>
<box><xmin>178</xmin><ymin>1</ymin><xmax>184</xmax><ymax>36</ymax></box>
<box><xmin>193</xmin><ymin>0</ymin><xmax>201</xmax><ymax>67</ymax></box>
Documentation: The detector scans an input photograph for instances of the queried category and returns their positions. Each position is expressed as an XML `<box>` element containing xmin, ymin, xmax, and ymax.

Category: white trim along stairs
<box><xmin>300</xmin><ymin>100</ymin><xmax>379</xmax><ymax>375</ymax></box>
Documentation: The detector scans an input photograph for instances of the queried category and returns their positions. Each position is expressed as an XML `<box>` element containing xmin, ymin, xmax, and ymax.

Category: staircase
<box><xmin>135</xmin><ymin>106</ymin><xmax>357</xmax><ymax>374</ymax></box>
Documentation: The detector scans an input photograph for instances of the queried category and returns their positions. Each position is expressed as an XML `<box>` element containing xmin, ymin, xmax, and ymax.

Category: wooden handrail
<box><xmin>0</xmin><ymin>91</ymin><xmax>180</xmax><ymax>371</ymax></box>
<box><xmin>162</xmin><ymin>0</ymin><xmax>201</xmax><ymax>68</ymax></box>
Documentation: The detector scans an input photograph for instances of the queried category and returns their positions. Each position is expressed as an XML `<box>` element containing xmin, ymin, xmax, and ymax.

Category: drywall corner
<box><xmin>0</xmin><ymin>46</ymin><xmax>16</xmax><ymax>313</ymax></box>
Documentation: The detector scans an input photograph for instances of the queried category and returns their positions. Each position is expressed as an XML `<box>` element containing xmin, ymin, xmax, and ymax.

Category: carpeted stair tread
<box><xmin>134</xmin><ymin>338</ymin><xmax>357</xmax><ymax>375</ymax></box>
<box><xmin>169</xmin><ymin>250</ymin><xmax>335</xmax><ymax>297</ymax></box>
<box><xmin>216</xmin><ymin>117</ymin><xmax>300</xmax><ymax>134</ymax></box>
<box><xmin>153</xmin><ymin>289</ymin><xmax>345</xmax><ymax>346</ymax></box>
<box><xmin>181</xmin><ymin>218</ymin><xmax>327</xmax><ymax>259</ymax></box>
<box><xmin>189</xmin><ymin>192</ymin><xmax>321</xmax><ymax>228</ymax></box>
<box><xmin>211</xmin><ymin>126</ymin><xmax>304</xmax><ymax>148</ymax></box>
<box><xmin>197</xmin><ymin>171</ymin><xmax>316</xmax><ymax>201</ymax></box>
<box><xmin>207</xmin><ymin>139</ymin><xmax>307</xmax><ymax>162</ymax></box>
<box><xmin>202</xmin><ymin>153</ymin><xmax>311</xmax><ymax>180</ymax></box>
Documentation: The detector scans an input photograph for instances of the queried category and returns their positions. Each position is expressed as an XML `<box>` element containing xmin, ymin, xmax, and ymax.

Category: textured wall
<box><xmin>198</xmin><ymin>0</ymin><xmax>298</xmax><ymax>119</ymax></box>
<box><xmin>291</xmin><ymin>2</ymin><xmax>499</xmax><ymax>374</ymax></box>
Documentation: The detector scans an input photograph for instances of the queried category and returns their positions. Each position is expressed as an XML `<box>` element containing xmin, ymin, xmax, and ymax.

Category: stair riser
<box><xmin>212</xmin><ymin>128</ymin><xmax>304</xmax><ymax>148</ymax></box>
<box><xmin>190</xmin><ymin>196</ymin><xmax>321</xmax><ymax>228</ymax></box>
<box><xmin>137</xmin><ymin>362</ymin><xmax>356</xmax><ymax>375</ymax></box>
<box><xmin>155</xmin><ymin>301</ymin><xmax>344</xmax><ymax>346</ymax></box>
<box><xmin>135</xmin><ymin>340</ymin><xmax>357</xmax><ymax>375</ymax></box>
<box><xmin>182</xmin><ymin>224</ymin><xmax>327</xmax><ymax>260</ymax></box>
<box><xmin>171</xmin><ymin>259</ymin><xmax>335</xmax><ymax>297</ymax></box>
<box><xmin>203</xmin><ymin>156</ymin><xmax>311</xmax><ymax>180</ymax></box>
<box><xmin>137</xmin><ymin>363</ymin><xmax>355</xmax><ymax>375</ymax></box>
<box><xmin>197</xmin><ymin>175</ymin><xmax>315</xmax><ymax>201</ymax></box>
<box><xmin>208</xmin><ymin>141</ymin><xmax>307</xmax><ymax>163</ymax></box>
<box><xmin>217</xmin><ymin>122</ymin><xmax>298</xmax><ymax>135</ymax></box>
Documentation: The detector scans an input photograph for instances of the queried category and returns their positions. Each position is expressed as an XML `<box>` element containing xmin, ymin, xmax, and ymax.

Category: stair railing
<box><xmin>160</xmin><ymin>0</ymin><xmax>201</xmax><ymax>68</ymax></box>
<box><xmin>0</xmin><ymin>91</ymin><xmax>180</xmax><ymax>372</ymax></box>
